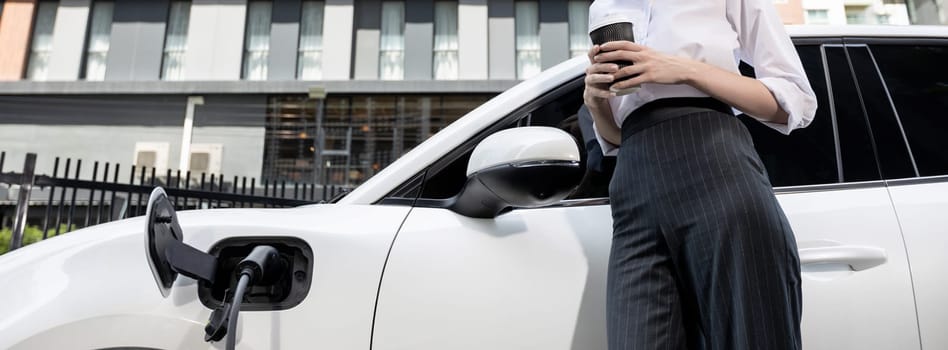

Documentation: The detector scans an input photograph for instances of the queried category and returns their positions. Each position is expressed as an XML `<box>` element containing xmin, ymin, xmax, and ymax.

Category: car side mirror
<box><xmin>448</xmin><ymin>127</ymin><xmax>583</xmax><ymax>218</ymax></box>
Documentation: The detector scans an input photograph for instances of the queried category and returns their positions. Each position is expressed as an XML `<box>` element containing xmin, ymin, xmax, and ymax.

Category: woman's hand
<box><xmin>593</xmin><ymin>41</ymin><xmax>701</xmax><ymax>90</ymax></box>
<box><xmin>584</xmin><ymin>45</ymin><xmax>620</xmax><ymax>102</ymax></box>
<box><xmin>583</xmin><ymin>44</ymin><xmax>622</xmax><ymax>146</ymax></box>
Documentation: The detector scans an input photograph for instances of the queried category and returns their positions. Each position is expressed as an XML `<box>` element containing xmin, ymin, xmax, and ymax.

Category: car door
<box><xmin>847</xmin><ymin>38</ymin><xmax>948</xmax><ymax>350</ymax></box>
<box><xmin>371</xmin><ymin>41</ymin><xmax>919</xmax><ymax>350</ymax></box>
<box><xmin>739</xmin><ymin>41</ymin><xmax>919</xmax><ymax>350</ymax></box>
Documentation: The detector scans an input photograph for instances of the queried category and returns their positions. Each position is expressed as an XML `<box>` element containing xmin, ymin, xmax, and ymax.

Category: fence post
<box><xmin>10</xmin><ymin>153</ymin><xmax>37</xmax><ymax>251</ymax></box>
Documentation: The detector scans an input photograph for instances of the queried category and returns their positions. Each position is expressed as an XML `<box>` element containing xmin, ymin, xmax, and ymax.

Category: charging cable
<box><xmin>225</xmin><ymin>245</ymin><xmax>284</xmax><ymax>350</ymax></box>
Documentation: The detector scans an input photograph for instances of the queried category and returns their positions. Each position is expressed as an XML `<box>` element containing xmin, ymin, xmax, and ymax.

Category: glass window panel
<box><xmin>297</xmin><ymin>1</ymin><xmax>324</xmax><ymax>79</ymax></box>
<box><xmin>162</xmin><ymin>1</ymin><xmax>191</xmax><ymax>80</ymax></box>
<box><xmin>805</xmin><ymin>9</ymin><xmax>830</xmax><ymax>24</ymax></box>
<box><xmin>847</xmin><ymin>46</ymin><xmax>916</xmax><ymax>179</ymax></box>
<box><xmin>872</xmin><ymin>44</ymin><xmax>948</xmax><ymax>177</ymax></box>
<box><xmin>263</xmin><ymin>94</ymin><xmax>492</xmax><ymax>188</ymax></box>
<box><xmin>243</xmin><ymin>1</ymin><xmax>272</xmax><ymax>80</ymax></box>
<box><xmin>568</xmin><ymin>1</ymin><xmax>590</xmax><ymax>58</ymax></box>
<box><xmin>433</xmin><ymin>1</ymin><xmax>458</xmax><ymax>80</ymax></box>
<box><xmin>736</xmin><ymin>46</ymin><xmax>840</xmax><ymax>187</ymax></box>
<box><xmin>826</xmin><ymin>46</ymin><xmax>880</xmax><ymax>182</ymax></box>
<box><xmin>515</xmin><ymin>1</ymin><xmax>540</xmax><ymax>79</ymax></box>
<box><xmin>846</xmin><ymin>9</ymin><xmax>866</xmax><ymax>24</ymax></box>
<box><xmin>84</xmin><ymin>1</ymin><xmax>113</xmax><ymax>81</ymax></box>
<box><xmin>379</xmin><ymin>1</ymin><xmax>404</xmax><ymax>80</ymax></box>
<box><xmin>27</xmin><ymin>1</ymin><xmax>59</xmax><ymax>80</ymax></box>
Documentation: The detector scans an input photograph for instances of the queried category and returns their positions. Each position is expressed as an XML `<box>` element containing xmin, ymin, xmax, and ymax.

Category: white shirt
<box><xmin>589</xmin><ymin>0</ymin><xmax>818</xmax><ymax>154</ymax></box>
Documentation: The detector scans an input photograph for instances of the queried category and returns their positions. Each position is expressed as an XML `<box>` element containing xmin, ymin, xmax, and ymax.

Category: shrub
<box><xmin>0</xmin><ymin>225</ymin><xmax>75</xmax><ymax>255</ymax></box>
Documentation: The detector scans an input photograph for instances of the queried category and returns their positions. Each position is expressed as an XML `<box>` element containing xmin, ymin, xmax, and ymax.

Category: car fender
<box><xmin>0</xmin><ymin>204</ymin><xmax>409</xmax><ymax>349</ymax></box>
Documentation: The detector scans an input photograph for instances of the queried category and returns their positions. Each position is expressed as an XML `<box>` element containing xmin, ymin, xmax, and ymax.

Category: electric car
<box><xmin>1</xmin><ymin>25</ymin><xmax>946</xmax><ymax>350</ymax></box>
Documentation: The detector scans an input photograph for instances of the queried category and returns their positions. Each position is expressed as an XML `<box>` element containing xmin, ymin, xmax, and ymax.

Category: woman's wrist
<box><xmin>682</xmin><ymin>59</ymin><xmax>710</xmax><ymax>86</ymax></box>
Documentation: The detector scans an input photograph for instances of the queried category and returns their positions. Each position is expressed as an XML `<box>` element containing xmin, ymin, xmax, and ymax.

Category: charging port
<box><xmin>199</xmin><ymin>237</ymin><xmax>314</xmax><ymax>311</ymax></box>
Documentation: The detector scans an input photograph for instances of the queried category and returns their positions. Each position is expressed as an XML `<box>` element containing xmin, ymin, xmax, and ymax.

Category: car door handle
<box><xmin>799</xmin><ymin>246</ymin><xmax>887</xmax><ymax>271</ymax></box>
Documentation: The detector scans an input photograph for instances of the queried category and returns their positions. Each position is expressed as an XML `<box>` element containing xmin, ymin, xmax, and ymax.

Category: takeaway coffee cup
<box><xmin>589</xmin><ymin>21</ymin><xmax>638</xmax><ymax>96</ymax></box>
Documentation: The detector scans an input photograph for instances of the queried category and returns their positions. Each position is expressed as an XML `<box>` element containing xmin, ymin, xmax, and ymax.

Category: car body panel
<box><xmin>374</xmin><ymin>184</ymin><xmax>920</xmax><ymax>349</ymax></box>
<box><xmin>0</xmin><ymin>204</ymin><xmax>410</xmax><ymax>349</ymax></box>
<box><xmin>373</xmin><ymin>204</ymin><xmax>612</xmax><ymax>350</ymax></box>
<box><xmin>781</xmin><ymin>185</ymin><xmax>919</xmax><ymax>349</ymax></box>
<box><xmin>886</xmin><ymin>178</ymin><xmax>948</xmax><ymax>350</ymax></box>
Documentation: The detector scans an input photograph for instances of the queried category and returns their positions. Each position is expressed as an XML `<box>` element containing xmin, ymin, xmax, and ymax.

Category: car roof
<box><xmin>786</xmin><ymin>25</ymin><xmax>948</xmax><ymax>38</ymax></box>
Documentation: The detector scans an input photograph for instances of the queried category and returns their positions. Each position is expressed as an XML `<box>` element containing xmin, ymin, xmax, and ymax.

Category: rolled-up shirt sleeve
<box><xmin>729</xmin><ymin>0</ymin><xmax>817</xmax><ymax>134</ymax></box>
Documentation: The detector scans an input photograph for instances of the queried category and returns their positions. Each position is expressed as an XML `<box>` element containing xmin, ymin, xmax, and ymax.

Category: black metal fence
<box><xmin>0</xmin><ymin>151</ymin><xmax>351</xmax><ymax>252</ymax></box>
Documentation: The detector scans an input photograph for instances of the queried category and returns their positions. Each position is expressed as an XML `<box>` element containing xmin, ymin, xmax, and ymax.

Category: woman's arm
<box><xmin>594</xmin><ymin>41</ymin><xmax>788</xmax><ymax>124</ymax></box>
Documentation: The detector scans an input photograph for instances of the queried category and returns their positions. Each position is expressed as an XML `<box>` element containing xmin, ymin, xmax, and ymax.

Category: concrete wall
<box><xmin>322</xmin><ymin>0</ymin><xmax>353</xmax><ymax>80</ymax></box>
<box><xmin>488</xmin><ymin>0</ymin><xmax>515</xmax><ymax>79</ymax></box>
<box><xmin>48</xmin><ymin>0</ymin><xmax>92</xmax><ymax>80</ymax></box>
<box><xmin>0</xmin><ymin>0</ymin><xmax>37</xmax><ymax>80</ymax></box>
<box><xmin>776</xmin><ymin>0</ymin><xmax>806</xmax><ymax>24</ymax></box>
<box><xmin>0</xmin><ymin>94</ymin><xmax>268</xmax><ymax>179</ymax></box>
<box><xmin>458</xmin><ymin>0</ymin><xmax>487</xmax><ymax>79</ymax></box>
<box><xmin>0</xmin><ymin>125</ymin><xmax>265</xmax><ymax>180</ymax></box>
<box><xmin>184</xmin><ymin>0</ymin><xmax>248</xmax><ymax>80</ymax></box>
<box><xmin>268</xmin><ymin>0</ymin><xmax>302</xmax><ymax>80</ymax></box>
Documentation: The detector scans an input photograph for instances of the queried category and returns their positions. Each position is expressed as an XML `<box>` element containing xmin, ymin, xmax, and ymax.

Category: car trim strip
<box><xmin>885</xmin><ymin>175</ymin><xmax>948</xmax><ymax>187</ymax></box>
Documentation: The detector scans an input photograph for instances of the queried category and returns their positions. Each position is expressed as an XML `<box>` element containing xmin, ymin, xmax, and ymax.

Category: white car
<box><xmin>1</xmin><ymin>25</ymin><xmax>946</xmax><ymax>350</ymax></box>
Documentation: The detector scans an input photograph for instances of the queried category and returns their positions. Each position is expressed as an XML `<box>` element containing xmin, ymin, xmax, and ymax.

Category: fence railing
<box><xmin>0</xmin><ymin>151</ymin><xmax>351</xmax><ymax>253</ymax></box>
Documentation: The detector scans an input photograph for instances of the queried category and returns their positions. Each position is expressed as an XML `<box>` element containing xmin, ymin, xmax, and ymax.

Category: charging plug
<box><xmin>219</xmin><ymin>245</ymin><xmax>288</xmax><ymax>350</ymax></box>
<box><xmin>236</xmin><ymin>245</ymin><xmax>285</xmax><ymax>285</ymax></box>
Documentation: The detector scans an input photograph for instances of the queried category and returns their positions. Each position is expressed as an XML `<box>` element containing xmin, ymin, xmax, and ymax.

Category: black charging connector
<box><xmin>237</xmin><ymin>245</ymin><xmax>285</xmax><ymax>285</ymax></box>
<box><xmin>203</xmin><ymin>245</ymin><xmax>287</xmax><ymax>350</ymax></box>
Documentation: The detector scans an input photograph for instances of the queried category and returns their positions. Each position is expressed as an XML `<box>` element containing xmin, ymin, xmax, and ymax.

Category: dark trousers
<box><xmin>606</xmin><ymin>100</ymin><xmax>802</xmax><ymax>350</ymax></box>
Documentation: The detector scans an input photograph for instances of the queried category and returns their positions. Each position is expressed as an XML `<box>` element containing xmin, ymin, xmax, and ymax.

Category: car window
<box><xmin>846</xmin><ymin>45</ymin><xmax>917</xmax><ymax>180</ymax></box>
<box><xmin>737</xmin><ymin>44</ymin><xmax>840</xmax><ymax>187</ymax></box>
<box><xmin>825</xmin><ymin>45</ymin><xmax>882</xmax><ymax>183</ymax></box>
<box><xmin>397</xmin><ymin>43</ymin><xmax>886</xmax><ymax>205</ymax></box>
<box><xmin>416</xmin><ymin>79</ymin><xmax>593</xmax><ymax>200</ymax></box>
<box><xmin>870</xmin><ymin>43</ymin><xmax>948</xmax><ymax>177</ymax></box>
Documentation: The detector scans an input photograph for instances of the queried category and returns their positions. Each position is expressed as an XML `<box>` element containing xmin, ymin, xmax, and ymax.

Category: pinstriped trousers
<box><xmin>606</xmin><ymin>105</ymin><xmax>802</xmax><ymax>350</ymax></box>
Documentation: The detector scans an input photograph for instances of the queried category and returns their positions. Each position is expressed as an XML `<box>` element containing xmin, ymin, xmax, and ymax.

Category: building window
<box><xmin>243</xmin><ymin>1</ymin><xmax>272</xmax><ymax>80</ymax></box>
<box><xmin>379</xmin><ymin>1</ymin><xmax>405</xmax><ymax>80</ymax></box>
<box><xmin>876</xmin><ymin>14</ymin><xmax>890</xmax><ymax>24</ymax></box>
<box><xmin>846</xmin><ymin>8</ymin><xmax>867</xmax><ymax>24</ymax></box>
<box><xmin>26</xmin><ymin>1</ymin><xmax>59</xmax><ymax>80</ymax></box>
<box><xmin>568</xmin><ymin>1</ymin><xmax>590</xmax><ymax>58</ymax></box>
<box><xmin>297</xmin><ymin>1</ymin><xmax>324</xmax><ymax>80</ymax></box>
<box><xmin>161</xmin><ymin>1</ymin><xmax>190</xmax><ymax>80</ymax></box>
<box><xmin>515</xmin><ymin>1</ymin><xmax>540</xmax><ymax>79</ymax></box>
<box><xmin>83</xmin><ymin>1</ymin><xmax>113</xmax><ymax>80</ymax></box>
<box><xmin>805</xmin><ymin>9</ymin><xmax>830</xmax><ymax>24</ymax></box>
<box><xmin>263</xmin><ymin>94</ymin><xmax>493</xmax><ymax>185</ymax></box>
<box><xmin>433</xmin><ymin>1</ymin><xmax>458</xmax><ymax>80</ymax></box>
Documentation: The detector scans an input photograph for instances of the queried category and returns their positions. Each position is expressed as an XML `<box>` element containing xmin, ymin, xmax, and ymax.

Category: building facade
<box><xmin>800</xmin><ymin>0</ymin><xmax>912</xmax><ymax>25</ymax></box>
<box><xmin>0</xmin><ymin>0</ymin><xmax>935</xmax><ymax>187</ymax></box>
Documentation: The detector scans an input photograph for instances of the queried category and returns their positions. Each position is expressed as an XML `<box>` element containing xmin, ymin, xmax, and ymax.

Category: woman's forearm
<box><xmin>585</xmin><ymin>96</ymin><xmax>622</xmax><ymax>147</ymax></box>
<box><xmin>685</xmin><ymin>61</ymin><xmax>788</xmax><ymax>124</ymax></box>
